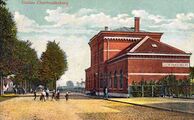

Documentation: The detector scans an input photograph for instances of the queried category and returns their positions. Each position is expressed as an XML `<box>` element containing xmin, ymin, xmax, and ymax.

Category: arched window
<box><xmin>100</xmin><ymin>73</ymin><xmax>103</xmax><ymax>88</ymax></box>
<box><xmin>93</xmin><ymin>73</ymin><xmax>96</xmax><ymax>89</ymax></box>
<box><xmin>104</xmin><ymin>72</ymin><xmax>108</xmax><ymax>87</ymax></box>
<box><xmin>109</xmin><ymin>72</ymin><xmax>112</xmax><ymax>88</ymax></box>
<box><xmin>120</xmin><ymin>70</ymin><xmax>123</xmax><ymax>88</ymax></box>
<box><xmin>114</xmin><ymin>71</ymin><xmax>117</xmax><ymax>88</ymax></box>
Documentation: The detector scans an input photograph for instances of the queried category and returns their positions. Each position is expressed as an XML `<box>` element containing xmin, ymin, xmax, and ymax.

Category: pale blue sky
<box><xmin>7</xmin><ymin>0</ymin><xmax>194</xmax><ymax>29</ymax></box>
<box><xmin>7</xmin><ymin>0</ymin><xmax>194</xmax><ymax>85</ymax></box>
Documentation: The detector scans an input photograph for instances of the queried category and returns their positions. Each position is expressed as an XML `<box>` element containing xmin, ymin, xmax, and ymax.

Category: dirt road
<box><xmin>0</xmin><ymin>95</ymin><xmax>193</xmax><ymax>120</ymax></box>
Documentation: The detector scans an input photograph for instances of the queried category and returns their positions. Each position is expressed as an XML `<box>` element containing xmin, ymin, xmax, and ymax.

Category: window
<box><xmin>114</xmin><ymin>71</ymin><xmax>117</xmax><ymax>88</ymax></box>
<box><xmin>100</xmin><ymin>79</ymin><xmax>104</xmax><ymax>88</ymax></box>
<box><xmin>100</xmin><ymin>48</ymin><xmax>103</xmax><ymax>62</ymax></box>
<box><xmin>151</xmin><ymin>44</ymin><xmax>158</xmax><ymax>48</ymax></box>
<box><xmin>104</xmin><ymin>72</ymin><xmax>108</xmax><ymax>87</ymax></box>
<box><xmin>109</xmin><ymin>72</ymin><xmax>112</xmax><ymax>88</ymax></box>
<box><xmin>100</xmin><ymin>73</ymin><xmax>103</xmax><ymax>88</ymax></box>
<box><xmin>120</xmin><ymin>70</ymin><xmax>123</xmax><ymax>88</ymax></box>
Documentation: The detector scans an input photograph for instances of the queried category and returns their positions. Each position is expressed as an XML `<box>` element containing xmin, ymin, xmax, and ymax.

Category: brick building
<box><xmin>85</xmin><ymin>17</ymin><xmax>191</xmax><ymax>97</ymax></box>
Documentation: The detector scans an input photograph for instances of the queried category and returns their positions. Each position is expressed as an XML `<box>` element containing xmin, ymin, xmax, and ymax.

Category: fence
<box><xmin>129</xmin><ymin>84</ymin><xmax>194</xmax><ymax>98</ymax></box>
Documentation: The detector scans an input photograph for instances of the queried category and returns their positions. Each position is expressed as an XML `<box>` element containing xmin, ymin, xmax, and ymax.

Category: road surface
<box><xmin>0</xmin><ymin>94</ymin><xmax>193</xmax><ymax>120</ymax></box>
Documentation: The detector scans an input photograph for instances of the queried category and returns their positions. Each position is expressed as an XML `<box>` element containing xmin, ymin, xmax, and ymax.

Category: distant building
<box><xmin>3</xmin><ymin>78</ymin><xmax>14</xmax><ymax>92</ymax></box>
<box><xmin>85</xmin><ymin>17</ymin><xmax>191</xmax><ymax>97</ymax></box>
<box><xmin>80</xmin><ymin>81</ymin><xmax>85</xmax><ymax>88</ymax></box>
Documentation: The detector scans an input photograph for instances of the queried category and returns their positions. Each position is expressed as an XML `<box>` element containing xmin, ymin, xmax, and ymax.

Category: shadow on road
<box><xmin>0</xmin><ymin>96</ymin><xmax>17</xmax><ymax>102</ymax></box>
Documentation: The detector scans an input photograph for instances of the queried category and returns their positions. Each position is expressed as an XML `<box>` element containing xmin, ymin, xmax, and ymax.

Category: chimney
<box><xmin>134</xmin><ymin>17</ymin><xmax>140</xmax><ymax>32</ymax></box>
<box><xmin>105</xmin><ymin>26</ymin><xmax>108</xmax><ymax>31</ymax></box>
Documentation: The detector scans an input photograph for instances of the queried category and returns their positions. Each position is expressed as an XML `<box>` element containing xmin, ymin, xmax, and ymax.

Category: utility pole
<box><xmin>0</xmin><ymin>75</ymin><xmax>2</xmax><ymax>96</ymax></box>
<box><xmin>0</xmin><ymin>76</ymin><xmax>4</xmax><ymax>96</ymax></box>
<box><xmin>0</xmin><ymin>71</ymin><xmax>3</xmax><ymax>96</ymax></box>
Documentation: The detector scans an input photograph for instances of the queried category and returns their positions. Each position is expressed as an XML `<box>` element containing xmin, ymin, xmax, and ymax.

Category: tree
<box><xmin>66</xmin><ymin>81</ymin><xmax>74</xmax><ymax>87</ymax></box>
<box><xmin>190</xmin><ymin>67</ymin><xmax>194</xmax><ymax>82</ymax></box>
<box><xmin>0</xmin><ymin>0</ymin><xmax>6</xmax><ymax>6</ymax></box>
<box><xmin>0</xmin><ymin>1</ymin><xmax>40</xmax><ymax>93</ymax></box>
<box><xmin>39</xmin><ymin>41</ymin><xmax>68</xmax><ymax>89</ymax></box>
<box><xmin>13</xmin><ymin>40</ymin><xmax>39</xmax><ymax>90</ymax></box>
<box><xmin>0</xmin><ymin>0</ymin><xmax>17</xmax><ymax>76</ymax></box>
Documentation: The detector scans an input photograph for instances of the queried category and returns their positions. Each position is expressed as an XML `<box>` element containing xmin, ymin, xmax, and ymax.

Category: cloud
<box><xmin>14</xmin><ymin>8</ymin><xmax>194</xmax><ymax>86</ymax></box>
<box><xmin>162</xmin><ymin>32</ymin><xmax>194</xmax><ymax>66</ymax></box>
<box><xmin>131</xmin><ymin>10</ymin><xmax>194</xmax><ymax>31</ymax></box>
<box><xmin>14</xmin><ymin>11</ymin><xmax>39</xmax><ymax>32</ymax></box>
<box><xmin>14</xmin><ymin>8</ymin><xmax>194</xmax><ymax>33</ymax></box>
<box><xmin>132</xmin><ymin>10</ymin><xmax>165</xmax><ymax>24</ymax></box>
<box><xmin>162</xmin><ymin>13</ymin><xmax>194</xmax><ymax>30</ymax></box>
<box><xmin>77</xmin><ymin>8</ymin><xmax>98</xmax><ymax>16</ymax></box>
<box><xmin>55</xmin><ymin>35</ymin><xmax>90</xmax><ymax>85</ymax></box>
<box><xmin>176</xmin><ymin>13</ymin><xmax>194</xmax><ymax>21</ymax></box>
<box><xmin>44</xmin><ymin>7</ymin><xmax>133</xmax><ymax>28</ymax></box>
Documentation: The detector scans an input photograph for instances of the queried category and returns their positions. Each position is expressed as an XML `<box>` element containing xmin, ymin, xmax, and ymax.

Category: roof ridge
<box><xmin>129</xmin><ymin>36</ymin><xmax>150</xmax><ymax>52</ymax></box>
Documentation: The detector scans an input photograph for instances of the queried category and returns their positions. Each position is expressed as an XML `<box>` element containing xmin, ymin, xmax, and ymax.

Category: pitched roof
<box><xmin>108</xmin><ymin>36</ymin><xmax>190</xmax><ymax>63</ymax></box>
<box><xmin>108</xmin><ymin>39</ymin><xmax>141</xmax><ymax>59</ymax></box>
<box><xmin>112</xmin><ymin>27</ymin><xmax>146</xmax><ymax>32</ymax></box>
<box><xmin>131</xmin><ymin>36</ymin><xmax>186</xmax><ymax>54</ymax></box>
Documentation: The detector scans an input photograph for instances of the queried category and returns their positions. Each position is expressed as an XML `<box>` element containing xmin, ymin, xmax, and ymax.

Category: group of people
<box><xmin>33</xmin><ymin>89</ymin><xmax>69</xmax><ymax>101</ymax></box>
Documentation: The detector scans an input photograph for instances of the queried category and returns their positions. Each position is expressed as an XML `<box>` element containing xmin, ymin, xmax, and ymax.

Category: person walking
<box><xmin>105</xmin><ymin>87</ymin><xmax>108</xmax><ymax>99</ymax></box>
<box><xmin>40</xmin><ymin>90</ymin><xmax>46</xmax><ymax>101</ymax></box>
<box><xmin>56</xmin><ymin>90</ymin><xmax>60</xmax><ymax>100</ymax></box>
<box><xmin>103</xmin><ymin>87</ymin><xmax>106</xmax><ymax>98</ymax></box>
<box><xmin>52</xmin><ymin>90</ymin><xmax>55</xmax><ymax>100</ymax></box>
<box><xmin>40</xmin><ymin>90</ymin><xmax>43</xmax><ymax>101</ymax></box>
<box><xmin>65</xmin><ymin>92</ymin><xmax>69</xmax><ymax>101</ymax></box>
<box><xmin>34</xmin><ymin>90</ymin><xmax>37</xmax><ymax>100</ymax></box>
<box><xmin>46</xmin><ymin>89</ymin><xmax>49</xmax><ymax>100</ymax></box>
<box><xmin>42</xmin><ymin>90</ymin><xmax>46</xmax><ymax>101</ymax></box>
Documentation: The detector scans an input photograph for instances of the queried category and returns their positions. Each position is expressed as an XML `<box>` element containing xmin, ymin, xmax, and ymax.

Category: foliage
<box><xmin>13</xmin><ymin>40</ymin><xmax>39</xmax><ymax>86</ymax></box>
<box><xmin>190</xmin><ymin>67</ymin><xmax>194</xmax><ymax>80</ymax></box>
<box><xmin>0</xmin><ymin>2</ymin><xmax>17</xmax><ymax>76</ymax></box>
<box><xmin>0</xmin><ymin>2</ymin><xmax>68</xmax><ymax>92</ymax></box>
<box><xmin>39</xmin><ymin>41</ymin><xmax>68</xmax><ymax>89</ymax></box>
<box><xmin>131</xmin><ymin>81</ymin><xmax>141</xmax><ymax>97</ymax></box>
<box><xmin>0</xmin><ymin>1</ymin><xmax>40</xmax><ymax>91</ymax></box>
<box><xmin>66</xmin><ymin>80</ymin><xmax>74</xmax><ymax>87</ymax></box>
<box><xmin>0</xmin><ymin>0</ymin><xmax>6</xmax><ymax>7</ymax></box>
<box><xmin>130</xmin><ymin>75</ymin><xmax>191</xmax><ymax>98</ymax></box>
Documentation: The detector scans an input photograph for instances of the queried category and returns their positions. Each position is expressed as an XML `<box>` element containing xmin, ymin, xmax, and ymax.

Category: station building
<box><xmin>85</xmin><ymin>17</ymin><xmax>191</xmax><ymax>97</ymax></box>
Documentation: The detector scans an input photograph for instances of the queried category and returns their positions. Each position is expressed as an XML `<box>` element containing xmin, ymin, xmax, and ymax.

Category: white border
<box><xmin>127</xmin><ymin>52</ymin><xmax>191</xmax><ymax>57</ymax></box>
<box><xmin>104</xmin><ymin>49</ymin><xmax>121</xmax><ymax>52</ymax></box>
<box><xmin>104</xmin><ymin>36</ymin><xmax>141</xmax><ymax>40</ymax></box>
<box><xmin>108</xmin><ymin>57</ymin><xmax>190</xmax><ymax>65</ymax></box>
<box><xmin>128</xmin><ymin>73</ymin><xmax>189</xmax><ymax>76</ymax></box>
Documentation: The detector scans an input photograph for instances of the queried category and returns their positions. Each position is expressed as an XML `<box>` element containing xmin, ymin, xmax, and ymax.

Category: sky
<box><xmin>6</xmin><ymin>0</ymin><xmax>194</xmax><ymax>86</ymax></box>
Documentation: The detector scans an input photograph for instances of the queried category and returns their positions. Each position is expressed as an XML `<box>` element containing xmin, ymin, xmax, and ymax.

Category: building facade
<box><xmin>85</xmin><ymin>17</ymin><xmax>191</xmax><ymax>97</ymax></box>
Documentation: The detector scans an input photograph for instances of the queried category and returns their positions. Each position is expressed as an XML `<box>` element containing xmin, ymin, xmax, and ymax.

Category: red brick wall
<box><xmin>86</xmin><ymin>31</ymin><xmax>190</xmax><ymax>94</ymax></box>
<box><xmin>106</xmin><ymin>59</ymin><xmax>128</xmax><ymax>93</ymax></box>
<box><xmin>103</xmin><ymin>40</ymin><xmax>133</xmax><ymax>61</ymax></box>
<box><xmin>127</xmin><ymin>56</ymin><xmax>190</xmax><ymax>84</ymax></box>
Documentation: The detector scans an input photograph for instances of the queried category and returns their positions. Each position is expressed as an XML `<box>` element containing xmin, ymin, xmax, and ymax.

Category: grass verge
<box><xmin>0</xmin><ymin>94</ymin><xmax>17</xmax><ymax>102</ymax></box>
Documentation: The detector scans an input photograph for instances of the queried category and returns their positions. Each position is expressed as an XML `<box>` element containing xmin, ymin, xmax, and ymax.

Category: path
<box><xmin>0</xmin><ymin>94</ymin><xmax>194</xmax><ymax>120</ymax></box>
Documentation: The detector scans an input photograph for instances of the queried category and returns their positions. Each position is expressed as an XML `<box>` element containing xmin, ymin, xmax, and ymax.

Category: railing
<box><xmin>128</xmin><ymin>84</ymin><xmax>194</xmax><ymax>98</ymax></box>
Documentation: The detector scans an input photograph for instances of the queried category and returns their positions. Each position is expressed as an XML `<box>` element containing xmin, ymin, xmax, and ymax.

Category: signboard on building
<box><xmin>162</xmin><ymin>63</ymin><xmax>189</xmax><ymax>68</ymax></box>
